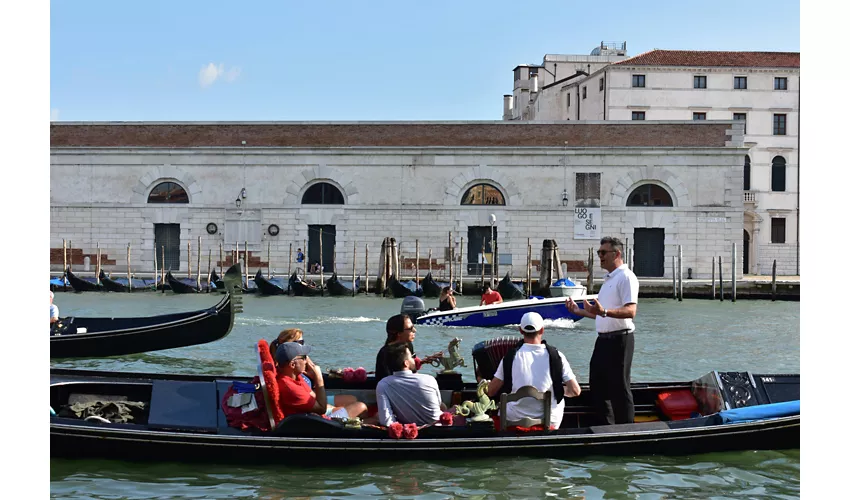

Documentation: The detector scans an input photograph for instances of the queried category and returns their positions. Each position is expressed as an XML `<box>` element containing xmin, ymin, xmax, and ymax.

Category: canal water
<box><xmin>50</xmin><ymin>292</ymin><xmax>800</xmax><ymax>499</ymax></box>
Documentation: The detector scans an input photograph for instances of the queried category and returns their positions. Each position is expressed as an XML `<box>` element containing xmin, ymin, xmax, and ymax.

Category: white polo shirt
<box><xmin>595</xmin><ymin>264</ymin><xmax>639</xmax><ymax>334</ymax></box>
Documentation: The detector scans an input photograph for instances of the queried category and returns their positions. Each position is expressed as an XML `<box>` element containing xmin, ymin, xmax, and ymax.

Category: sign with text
<box><xmin>574</xmin><ymin>207</ymin><xmax>601</xmax><ymax>240</ymax></box>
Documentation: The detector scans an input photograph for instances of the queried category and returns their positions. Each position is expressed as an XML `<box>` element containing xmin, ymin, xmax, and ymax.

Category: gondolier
<box><xmin>566</xmin><ymin>236</ymin><xmax>639</xmax><ymax>425</ymax></box>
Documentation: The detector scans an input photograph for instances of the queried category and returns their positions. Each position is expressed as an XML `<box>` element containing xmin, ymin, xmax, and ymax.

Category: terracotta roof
<box><xmin>50</xmin><ymin>122</ymin><xmax>734</xmax><ymax>148</ymax></box>
<box><xmin>614</xmin><ymin>50</ymin><xmax>800</xmax><ymax>68</ymax></box>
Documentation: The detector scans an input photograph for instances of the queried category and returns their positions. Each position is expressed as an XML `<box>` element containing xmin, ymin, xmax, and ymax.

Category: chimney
<box><xmin>531</xmin><ymin>74</ymin><xmax>539</xmax><ymax>93</ymax></box>
<box><xmin>503</xmin><ymin>95</ymin><xmax>514</xmax><ymax>120</ymax></box>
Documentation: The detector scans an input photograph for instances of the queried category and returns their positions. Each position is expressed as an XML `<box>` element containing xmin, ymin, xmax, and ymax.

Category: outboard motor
<box><xmin>400</xmin><ymin>295</ymin><xmax>427</xmax><ymax>321</ymax></box>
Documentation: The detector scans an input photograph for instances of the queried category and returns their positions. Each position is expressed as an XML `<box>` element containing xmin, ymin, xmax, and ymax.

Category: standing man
<box><xmin>566</xmin><ymin>236</ymin><xmax>639</xmax><ymax>425</ymax></box>
<box><xmin>50</xmin><ymin>291</ymin><xmax>60</xmax><ymax>325</ymax></box>
<box><xmin>296</xmin><ymin>248</ymin><xmax>305</xmax><ymax>263</ymax></box>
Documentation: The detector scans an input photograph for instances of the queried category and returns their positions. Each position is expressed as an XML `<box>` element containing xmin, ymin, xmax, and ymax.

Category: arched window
<box><xmin>626</xmin><ymin>183</ymin><xmax>673</xmax><ymax>207</ymax></box>
<box><xmin>147</xmin><ymin>182</ymin><xmax>189</xmax><ymax>204</ymax></box>
<box><xmin>771</xmin><ymin>156</ymin><xmax>786</xmax><ymax>192</ymax></box>
<box><xmin>461</xmin><ymin>183</ymin><xmax>505</xmax><ymax>205</ymax></box>
<box><xmin>744</xmin><ymin>155</ymin><xmax>751</xmax><ymax>191</ymax></box>
<box><xmin>301</xmin><ymin>182</ymin><xmax>344</xmax><ymax>204</ymax></box>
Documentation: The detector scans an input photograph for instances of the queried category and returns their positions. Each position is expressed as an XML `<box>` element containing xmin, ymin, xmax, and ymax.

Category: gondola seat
<box><xmin>148</xmin><ymin>380</ymin><xmax>218</xmax><ymax>432</ymax></box>
<box><xmin>257</xmin><ymin>340</ymin><xmax>285</xmax><ymax>429</ymax></box>
<box><xmin>499</xmin><ymin>386</ymin><xmax>552</xmax><ymax>432</ymax></box>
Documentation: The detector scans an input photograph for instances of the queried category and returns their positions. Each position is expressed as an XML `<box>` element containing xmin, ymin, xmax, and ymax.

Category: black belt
<box><xmin>597</xmin><ymin>329</ymin><xmax>632</xmax><ymax>339</ymax></box>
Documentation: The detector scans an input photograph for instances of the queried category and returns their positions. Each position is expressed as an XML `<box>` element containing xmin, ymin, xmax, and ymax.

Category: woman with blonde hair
<box><xmin>270</xmin><ymin>327</ymin><xmax>360</xmax><ymax>412</ymax></box>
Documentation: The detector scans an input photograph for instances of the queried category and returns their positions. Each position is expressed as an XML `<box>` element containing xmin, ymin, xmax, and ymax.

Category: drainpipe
<box><xmin>796</xmin><ymin>75</ymin><xmax>800</xmax><ymax>275</ymax></box>
<box><xmin>603</xmin><ymin>68</ymin><xmax>608</xmax><ymax>120</ymax></box>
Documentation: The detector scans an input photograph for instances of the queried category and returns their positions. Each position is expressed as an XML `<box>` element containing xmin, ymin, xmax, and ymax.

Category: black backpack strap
<box><xmin>544</xmin><ymin>342</ymin><xmax>566</xmax><ymax>403</ymax></box>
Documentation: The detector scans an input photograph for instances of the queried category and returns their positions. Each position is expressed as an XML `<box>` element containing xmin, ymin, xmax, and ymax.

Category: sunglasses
<box><xmin>402</xmin><ymin>326</ymin><xmax>416</xmax><ymax>332</ymax></box>
<box><xmin>597</xmin><ymin>249</ymin><xmax>618</xmax><ymax>257</ymax></box>
<box><xmin>295</xmin><ymin>339</ymin><xmax>304</xmax><ymax>345</ymax></box>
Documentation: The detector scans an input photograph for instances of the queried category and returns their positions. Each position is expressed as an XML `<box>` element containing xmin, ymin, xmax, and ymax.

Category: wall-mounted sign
<box><xmin>697</xmin><ymin>217</ymin><xmax>728</xmax><ymax>223</ymax></box>
<box><xmin>574</xmin><ymin>207</ymin><xmax>601</xmax><ymax>240</ymax></box>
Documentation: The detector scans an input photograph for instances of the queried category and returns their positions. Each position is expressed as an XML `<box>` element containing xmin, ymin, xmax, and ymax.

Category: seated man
<box><xmin>480</xmin><ymin>284</ymin><xmax>503</xmax><ymax>306</ymax></box>
<box><xmin>376</xmin><ymin>343</ymin><xmax>444</xmax><ymax>426</ymax></box>
<box><xmin>276</xmin><ymin>341</ymin><xmax>367</xmax><ymax>420</ymax></box>
<box><xmin>50</xmin><ymin>291</ymin><xmax>60</xmax><ymax>325</ymax></box>
<box><xmin>486</xmin><ymin>312</ymin><xmax>581</xmax><ymax>430</ymax></box>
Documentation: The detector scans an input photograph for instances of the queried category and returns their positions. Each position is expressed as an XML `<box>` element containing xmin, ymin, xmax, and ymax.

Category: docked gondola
<box><xmin>387</xmin><ymin>274</ymin><xmax>423</xmax><ymax>298</ymax></box>
<box><xmin>49</xmin><ymin>338</ymin><xmax>799</xmax><ymax>464</ymax></box>
<box><xmin>65</xmin><ymin>268</ymin><xmax>102</xmax><ymax>292</ymax></box>
<box><xmin>166</xmin><ymin>271</ymin><xmax>203</xmax><ymax>294</ymax></box>
<box><xmin>50</xmin><ymin>265</ymin><xmax>243</xmax><ymax>359</ymax></box>
<box><xmin>98</xmin><ymin>270</ymin><xmax>156</xmax><ymax>292</ymax></box>
<box><xmin>210</xmin><ymin>269</ymin><xmax>226</xmax><ymax>291</ymax></box>
<box><xmin>497</xmin><ymin>273</ymin><xmax>526</xmax><ymax>300</ymax></box>
<box><xmin>421</xmin><ymin>272</ymin><xmax>454</xmax><ymax>298</ymax></box>
<box><xmin>326</xmin><ymin>273</ymin><xmax>360</xmax><ymax>296</ymax></box>
<box><xmin>254</xmin><ymin>270</ymin><xmax>288</xmax><ymax>295</ymax></box>
<box><xmin>288</xmin><ymin>272</ymin><xmax>325</xmax><ymax>296</ymax></box>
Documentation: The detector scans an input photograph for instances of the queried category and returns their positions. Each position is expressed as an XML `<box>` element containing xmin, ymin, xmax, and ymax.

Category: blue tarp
<box><xmin>552</xmin><ymin>278</ymin><xmax>578</xmax><ymax>287</ymax></box>
<box><xmin>718</xmin><ymin>400</ymin><xmax>800</xmax><ymax>424</ymax></box>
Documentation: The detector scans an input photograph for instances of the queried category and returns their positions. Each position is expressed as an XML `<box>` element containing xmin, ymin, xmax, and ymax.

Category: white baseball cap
<box><xmin>519</xmin><ymin>312</ymin><xmax>544</xmax><ymax>333</ymax></box>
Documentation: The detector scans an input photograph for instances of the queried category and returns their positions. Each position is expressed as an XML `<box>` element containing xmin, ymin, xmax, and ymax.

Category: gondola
<box><xmin>166</xmin><ymin>271</ymin><xmax>203</xmax><ymax>294</ymax></box>
<box><xmin>65</xmin><ymin>268</ymin><xmax>102</xmax><ymax>292</ymax></box>
<box><xmin>49</xmin><ymin>265</ymin><xmax>243</xmax><ymax>359</ymax></box>
<box><xmin>49</xmin><ymin>338</ymin><xmax>799</xmax><ymax>464</ymax></box>
<box><xmin>326</xmin><ymin>273</ymin><xmax>360</xmax><ymax>296</ymax></box>
<box><xmin>388</xmin><ymin>274</ymin><xmax>423</xmax><ymax>298</ymax></box>
<box><xmin>254</xmin><ymin>270</ymin><xmax>288</xmax><ymax>295</ymax></box>
<box><xmin>288</xmin><ymin>272</ymin><xmax>325</xmax><ymax>296</ymax></box>
<box><xmin>98</xmin><ymin>271</ymin><xmax>156</xmax><ymax>292</ymax></box>
<box><xmin>497</xmin><ymin>272</ymin><xmax>526</xmax><ymax>300</ymax></box>
<box><xmin>210</xmin><ymin>269</ymin><xmax>226</xmax><ymax>291</ymax></box>
<box><xmin>421</xmin><ymin>272</ymin><xmax>454</xmax><ymax>298</ymax></box>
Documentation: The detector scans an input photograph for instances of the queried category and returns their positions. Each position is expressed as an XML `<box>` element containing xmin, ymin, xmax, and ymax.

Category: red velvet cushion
<box><xmin>257</xmin><ymin>340</ymin><xmax>285</xmax><ymax>424</ymax></box>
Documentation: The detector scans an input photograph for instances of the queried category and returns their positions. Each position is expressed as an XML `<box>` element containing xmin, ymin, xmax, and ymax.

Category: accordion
<box><xmin>472</xmin><ymin>336</ymin><xmax>523</xmax><ymax>380</ymax></box>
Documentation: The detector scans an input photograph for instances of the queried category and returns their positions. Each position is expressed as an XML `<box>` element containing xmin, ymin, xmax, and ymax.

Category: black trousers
<box><xmin>589</xmin><ymin>330</ymin><xmax>635</xmax><ymax>425</ymax></box>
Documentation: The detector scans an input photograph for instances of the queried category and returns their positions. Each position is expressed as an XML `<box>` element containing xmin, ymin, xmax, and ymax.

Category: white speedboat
<box><xmin>549</xmin><ymin>277</ymin><xmax>587</xmax><ymax>298</ymax></box>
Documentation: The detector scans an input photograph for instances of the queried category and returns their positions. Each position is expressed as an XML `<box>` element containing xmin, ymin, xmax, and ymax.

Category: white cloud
<box><xmin>198</xmin><ymin>63</ymin><xmax>241</xmax><ymax>88</ymax></box>
<box><xmin>50</xmin><ymin>108</ymin><xmax>60</xmax><ymax>121</ymax></box>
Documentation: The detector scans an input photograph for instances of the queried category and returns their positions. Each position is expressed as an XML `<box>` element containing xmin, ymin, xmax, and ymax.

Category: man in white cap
<box><xmin>50</xmin><ymin>291</ymin><xmax>60</xmax><ymax>325</ymax></box>
<box><xmin>486</xmin><ymin>312</ymin><xmax>581</xmax><ymax>430</ymax></box>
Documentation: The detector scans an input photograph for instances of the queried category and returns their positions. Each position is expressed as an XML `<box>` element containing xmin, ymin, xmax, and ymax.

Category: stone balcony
<box><xmin>744</xmin><ymin>190</ymin><xmax>758</xmax><ymax>208</ymax></box>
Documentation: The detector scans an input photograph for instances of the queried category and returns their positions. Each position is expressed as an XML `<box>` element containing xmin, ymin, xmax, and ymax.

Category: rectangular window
<box><xmin>582</xmin><ymin>86</ymin><xmax>587</xmax><ymax>99</ymax></box>
<box><xmin>733</xmin><ymin>113</ymin><xmax>747</xmax><ymax>134</ymax></box>
<box><xmin>599</xmin><ymin>78</ymin><xmax>604</xmax><ymax>91</ymax></box>
<box><xmin>771</xmin><ymin>218</ymin><xmax>786</xmax><ymax>244</ymax></box>
<box><xmin>693</xmin><ymin>112</ymin><xmax>707</xmax><ymax>120</ymax></box>
<box><xmin>632</xmin><ymin>111</ymin><xmax>646</xmax><ymax>120</ymax></box>
<box><xmin>514</xmin><ymin>68</ymin><xmax>521</xmax><ymax>81</ymax></box>
<box><xmin>773</xmin><ymin>114</ymin><xmax>787</xmax><ymax>135</ymax></box>
<box><xmin>567</xmin><ymin>93</ymin><xmax>570</xmax><ymax>107</ymax></box>
<box><xmin>775</xmin><ymin>77</ymin><xmax>788</xmax><ymax>90</ymax></box>
<box><xmin>529</xmin><ymin>67</ymin><xmax>538</xmax><ymax>78</ymax></box>
<box><xmin>632</xmin><ymin>74</ymin><xmax>645</xmax><ymax>88</ymax></box>
<box><xmin>694</xmin><ymin>75</ymin><xmax>707</xmax><ymax>89</ymax></box>
<box><xmin>734</xmin><ymin>76</ymin><xmax>747</xmax><ymax>89</ymax></box>
<box><xmin>575</xmin><ymin>173</ymin><xmax>601</xmax><ymax>207</ymax></box>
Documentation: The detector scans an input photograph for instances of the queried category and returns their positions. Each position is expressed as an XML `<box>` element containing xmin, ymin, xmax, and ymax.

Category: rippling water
<box><xmin>50</xmin><ymin>292</ymin><xmax>800</xmax><ymax>499</ymax></box>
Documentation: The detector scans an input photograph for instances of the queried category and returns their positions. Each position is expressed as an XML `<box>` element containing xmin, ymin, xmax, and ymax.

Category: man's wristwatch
<box><xmin>600</xmin><ymin>308</ymin><xmax>607</xmax><ymax>317</ymax></box>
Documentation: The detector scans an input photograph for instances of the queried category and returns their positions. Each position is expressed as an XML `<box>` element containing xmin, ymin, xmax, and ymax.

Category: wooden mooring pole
<box><xmin>711</xmin><ymin>256</ymin><xmax>716</xmax><ymax>299</ymax></box>
<box><xmin>587</xmin><ymin>248</ymin><xmax>594</xmax><ymax>295</ymax></box>
<box><xmin>677</xmin><ymin>245</ymin><xmax>683</xmax><ymax>302</ymax></box>
<box><xmin>352</xmin><ymin>241</ymin><xmax>357</xmax><ymax>296</ymax></box>
<box><xmin>207</xmin><ymin>249</ymin><xmax>212</xmax><ymax>293</ymax></box>
<box><xmin>672</xmin><ymin>256</ymin><xmax>677</xmax><ymax>300</ymax></box>
<box><xmin>480</xmin><ymin>243</ymin><xmax>486</xmax><ymax>291</ymax></box>
<box><xmin>415</xmin><ymin>239</ymin><xmax>419</xmax><ymax>286</ymax></box>
<box><xmin>771</xmin><ymin>260</ymin><xmax>777</xmax><ymax>301</ymax></box>
<box><xmin>365</xmin><ymin>243</ymin><xmax>370</xmax><ymax>295</ymax></box>
<box><xmin>459</xmin><ymin>237</ymin><xmax>464</xmax><ymax>294</ymax></box>
<box><xmin>319</xmin><ymin>228</ymin><xmax>324</xmax><ymax>295</ymax></box>
<box><xmin>719</xmin><ymin>256</ymin><xmax>724</xmax><ymax>302</ymax></box>
<box><xmin>526</xmin><ymin>239</ymin><xmax>532</xmax><ymax>297</ymax></box>
<box><xmin>448</xmin><ymin>232</ymin><xmax>453</xmax><ymax>290</ymax></box>
<box><xmin>197</xmin><ymin>236</ymin><xmax>202</xmax><ymax>291</ymax></box>
<box><xmin>161</xmin><ymin>245</ymin><xmax>166</xmax><ymax>293</ymax></box>
<box><xmin>96</xmin><ymin>243</ymin><xmax>101</xmax><ymax>286</ymax></box>
<box><xmin>219</xmin><ymin>242</ymin><xmax>223</xmax><ymax>277</ymax></box>
<box><xmin>127</xmin><ymin>243</ymin><xmax>132</xmax><ymax>292</ymax></box>
<box><xmin>243</xmin><ymin>241</ymin><xmax>249</xmax><ymax>289</ymax></box>
<box><xmin>62</xmin><ymin>239</ymin><xmax>68</xmax><ymax>291</ymax></box>
<box><xmin>187</xmin><ymin>240</ymin><xmax>192</xmax><ymax>279</ymax></box>
<box><xmin>731</xmin><ymin>243</ymin><xmax>737</xmax><ymax>302</ymax></box>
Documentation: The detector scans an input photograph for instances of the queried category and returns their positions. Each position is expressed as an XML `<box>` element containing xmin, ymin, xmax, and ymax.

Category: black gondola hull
<box><xmin>50</xmin><ymin>265</ymin><xmax>243</xmax><ymax>358</ymax></box>
<box><xmin>166</xmin><ymin>271</ymin><xmax>202</xmax><ymax>294</ymax></box>
<box><xmin>498</xmin><ymin>273</ymin><xmax>526</xmax><ymax>300</ymax></box>
<box><xmin>254</xmin><ymin>270</ymin><xmax>288</xmax><ymax>295</ymax></box>
<box><xmin>421</xmin><ymin>272</ymin><xmax>453</xmax><ymax>298</ymax></box>
<box><xmin>65</xmin><ymin>268</ymin><xmax>102</xmax><ymax>292</ymax></box>
<box><xmin>288</xmin><ymin>273</ymin><xmax>325</xmax><ymax>296</ymax></box>
<box><xmin>49</xmin><ymin>368</ymin><xmax>799</xmax><ymax>464</ymax></box>
<box><xmin>388</xmin><ymin>275</ymin><xmax>423</xmax><ymax>298</ymax></box>
<box><xmin>326</xmin><ymin>273</ymin><xmax>360</xmax><ymax>296</ymax></box>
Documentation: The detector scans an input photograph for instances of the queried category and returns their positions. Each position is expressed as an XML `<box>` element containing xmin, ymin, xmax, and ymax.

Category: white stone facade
<box><xmin>506</xmin><ymin>48</ymin><xmax>800</xmax><ymax>275</ymax></box>
<box><xmin>50</xmin><ymin>121</ymin><xmax>746</xmax><ymax>281</ymax></box>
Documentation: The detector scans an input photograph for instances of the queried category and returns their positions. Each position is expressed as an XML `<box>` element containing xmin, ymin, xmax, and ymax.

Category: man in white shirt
<box><xmin>486</xmin><ymin>312</ymin><xmax>581</xmax><ymax>430</ymax></box>
<box><xmin>566</xmin><ymin>236</ymin><xmax>639</xmax><ymax>425</ymax></box>
<box><xmin>50</xmin><ymin>291</ymin><xmax>60</xmax><ymax>325</ymax></box>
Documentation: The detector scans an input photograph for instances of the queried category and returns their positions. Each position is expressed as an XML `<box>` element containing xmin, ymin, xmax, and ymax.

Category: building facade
<box><xmin>504</xmin><ymin>47</ymin><xmax>800</xmax><ymax>275</ymax></box>
<box><xmin>50</xmin><ymin>121</ymin><xmax>745</xmax><ymax>281</ymax></box>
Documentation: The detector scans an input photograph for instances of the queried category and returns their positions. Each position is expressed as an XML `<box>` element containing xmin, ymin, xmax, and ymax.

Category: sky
<box><xmin>49</xmin><ymin>0</ymin><xmax>800</xmax><ymax>122</ymax></box>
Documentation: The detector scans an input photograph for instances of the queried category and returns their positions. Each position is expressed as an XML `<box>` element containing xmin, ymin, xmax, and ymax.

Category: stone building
<box><xmin>503</xmin><ymin>46</ymin><xmax>800</xmax><ymax>276</ymax></box>
<box><xmin>50</xmin><ymin>121</ymin><xmax>745</xmax><ymax>280</ymax></box>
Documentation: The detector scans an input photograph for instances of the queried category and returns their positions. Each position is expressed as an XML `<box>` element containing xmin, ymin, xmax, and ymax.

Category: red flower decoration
<box><xmin>388</xmin><ymin>422</ymin><xmax>403</xmax><ymax>439</ymax></box>
<box><xmin>439</xmin><ymin>412</ymin><xmax>453</xmax><ymax>427</ymax></box>
<box><xmin>342</xmin><ymin>367</ymin><xmax>355</xmax><ymax>383</ymax></box>
<box><xmin>354</xmin><ymin>367</ymin><xmax>367</xmax><ymax>382</ymax></box>
<box><xmin>403</xmin><ymin>423</ymin><xmax>418</xmax><ymax>440</ymax></box>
